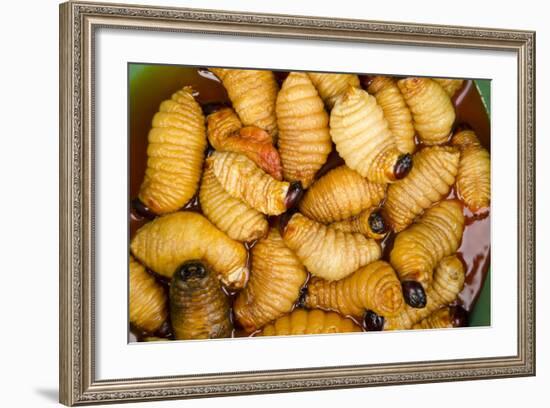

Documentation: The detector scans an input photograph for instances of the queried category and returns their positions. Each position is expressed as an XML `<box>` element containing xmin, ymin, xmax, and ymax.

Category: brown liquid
<box><xmin>450</xmin><ymin>80</ymin><xmax>491</xmax><ymax>311</ymax></box>
<box><xmin>129</xmin><ymin>70</ymin><xmax>490</xmax><ymax>341</ymax></box>
<box><xmin>453</xmin><ymin>80</ymin><xmax>491</xmax><ymax>152</ymax></box>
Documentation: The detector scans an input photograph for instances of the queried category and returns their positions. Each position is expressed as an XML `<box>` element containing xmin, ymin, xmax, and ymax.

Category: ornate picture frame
<box><xmin>59</xmin><ymin>1</ymin><xmax>535</xmax><ymax>405</ymax></box>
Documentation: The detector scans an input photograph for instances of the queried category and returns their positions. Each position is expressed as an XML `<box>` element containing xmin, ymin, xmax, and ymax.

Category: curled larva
<box><xmin>384</xmin><ymin>255</ymin><xmax>465</xmax><ymax>331</ymax></box>
<box><xmin>210</xmin><ymin>151</ymin><xmax>292</xmax><ymax>215</ymax></box>
<box><xmin>207</xmin><ymin>107</ymin><xmax>242</xmax><ymax>147</ymax></box>
<box><xmin>330</xmin><ymin>86</ymin><xmax>412</xmax><ymax>183</ymax></box>
<box><xmin>412</xmin><ymin>306</ymin><xmax>468</xmax><ymax>330</ymax></box>
<box><xmin>129</xmin><ymin>256</ymin><xmax>167</xmax><ymax>333</ymax></box>
<box><xmin>138</xmin><ymin>87</ymin><xmax>206</xmax><ymax>215</ymax></box>
<box><xmin>281</xmin><ymin>213</ymin><xmax>381</xmax><ymax>281</ymax></box>
<box><xmin>304</xmin><ymin>261</ymin><xmax>404</xmax><ymax>318</ymax></box>
<box><xmin>367</xmin><ymin>76</ymin><xmax>415</xmax><ymax>154</ymax></box>
<box><xmin>199</xmin><ymin>163</ymin><xmax>268</xmax><ymax>242</ymax></box>
<box><xmin>298</xmin><ymin>165</ymin><xmax>386</xmax><ymax>223</ymax></box>
<box><xmin>130</xmin><ymin>211</ymin><xmax>249</xmax><ymax>290</ymax></box>
<box><xmin>170</xmin><ymin>261</ymin><xmax>232</xmax><ymax>340</ymax></box>
<box><xmin>452</xmin><ymin>130</ymin><xmax>491</xmax><ymax>212</ymax></box>
<box><xmin>383</xmin><ymin>146</ymin><xmax>461</xmax><ymax>232</ymax></box>
<box><xmin>206</xmin><ymin>108</ymin><xmax>283</xmax><ymax>180</ymax></box>
<box><xmin>329</xmin><ymin>207</ymin><xmax>388</xmax><ymax>240</ymax></box>
<box><xmin>390</xmin><ymin>200</ymin><xmax>465</xmax><ymax>287</ymax></box>
<box><xmin>258</xmin><ymin>309</ymin><xmax>361</xmax><ymax>336</ymax></box>
<box><xmin>276</xmin><ymin>72</ymin><xmax>332</xmax><ymax>188</ymax></box>
<box><xmin>432</xmin><ymin>78</ymin><xmax>464</xmax><ymax>97</ymax></box>
<box><xmin>307</xmin><ymin>72</ymin><xmax>360</xmax><ymax>109</ymax></box>
<box><xmin>209</xmin><ymin>68</ymin><xmax>278</xmax><ymax>139</ymax></box>
<box><xmin>206</xmin><ymin>107</ymin><xmax>241</xmax><ymax>149</ymax></box>
<box><xmin>398</xmin><ymin>77</ymin><xmax>456</xmax><ymax>145</ymax></box>
<box><xmin>234</xmin><ymin>229</ymin><xmax>307</xmax><ymax>333</ymax></box>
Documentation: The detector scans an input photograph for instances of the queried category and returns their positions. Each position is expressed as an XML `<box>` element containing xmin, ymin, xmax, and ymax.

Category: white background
<box><xmin>0</xmin><ymin>0</ymin><xmax>546</xmax><ymax>406</ymax></box>
<box><xmin>96</xmin><ymin>26</ymin><xmax>517</xmax><ymax>379</ymax></box>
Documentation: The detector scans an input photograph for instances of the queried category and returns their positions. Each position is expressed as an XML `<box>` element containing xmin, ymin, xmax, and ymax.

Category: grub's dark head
<box><xmin>363</xmin><ymin>309</ymin><xmax>385</xmax><ymax>331</ymax></box>
<box><xmin>368</xmin><ymin>210</ymin><xmax>388</xmax><ymax>235</ymax></box>
<box><xmin>175</xmin><ymin>260</ymin><xmax>208</xmax><ymax>283</ymax></box>
<box><xmin>284</xmin><ymin>181</ymin><xmax>304</xmax><ymax>209</ymax></box>
<box><xmin>394</xmin><ymin>153</ymin><xmax>413</xmax><ymax>180</ymax></box>
<box><xmin>401</xmin><ymin>280</ymin><xmax>427</xmax><ymax>308</ymax></box>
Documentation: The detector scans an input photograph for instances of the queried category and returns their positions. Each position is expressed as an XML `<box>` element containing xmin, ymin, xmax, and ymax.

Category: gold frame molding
<box><xmin>59</xmin><ymin>1</ymin><xmax>536</xmax><ymax>405</ymax></box>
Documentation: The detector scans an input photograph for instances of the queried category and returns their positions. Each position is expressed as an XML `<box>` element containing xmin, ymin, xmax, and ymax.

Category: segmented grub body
<box><xmin>329</xmin><ymin>208</ymin><xmax>387</xmax><ymax>240</ymax></box>
<box><xmin>234</xmin><ymin>229</ymin><xmax>307</xmax><ymax>332</ymax></box>
<box><xmin>413</xmin><ymin>307</ymin><xmax>455</xmax><ymax>330</ymax></box>
<box><xmin>384</xmin><ymin>256</ymin><xmax>465</xmax><ymax>331</ymax></box>
<box><xmin>383</xmin><ymin>146</ymin><xmax>460</xmax><ymax>232</ymax></box>
<box><xmin>368</xmin><ymin>76</ymin><xmax>415</xmax><ymax>154</ymax></box>
<box><xmin>305</xmin><ymin>261</ymin><xmax>404</xmax><ymax>318</ymax></box>
<box><xmin>129</xmin><ymin>256</ymin><xmax>168</xmax><ymax>333</ymax></box>
<box><xmin>398</xmin><ymin>77</ymin><xmax>456</xmax><ymax>145</ymax></box>
<box><xmin>210</xmin><ymin>68</ymin><xmax>279</xmax><ymax>139</ymax></box>
<box><xmin>330</xmin><ymin>86</ymin><xmax>405</xmax><ymax>183</ymax></box>
<box><xmin>307</xmin><ymin>72</ymin><xmax>360</xmax><ymax>109</ymax></box>
<box><xmin>432</xmin><ymin>78</ymin><xmax>464</xmax><ymax>97</ymax></box>
<box><xmin>282</xmin><ymin>213</ymin><xmax>381</xmax><ymax>281</ymax></box>
<box><xmin>206</xmin><ymin>108</ymin><xmax>283</xmax><ymax>180</ymax></box>
<box><xmin>210</xmin><ymin>151</ymin><xmax>290</xmax><ymax>215</ymax></box>
<box><xmin>258</xmin><ymin>309</ymin><xmax>361</xmax><ymax>336</ymax></box>
<box><xmin>452</xmin><ymin>130</ymin><xmax>491</xmax><ymax>212</ymax></box>
<box><xmin>199</xmin><ymin>164</ymin><xmax>268</xmax><ymax>242</ymax></box>
<box><xmin>130</xmin><ymin>211</ymin><xmax>249</xmax><ymax>289</ymax></box>
<box><xmin>138</xmin><ymin>87</ymin><xmax>206</xmax><ymax>214</ymax></box>
<box><xmin>390</xmin><ymin>200</ymin><xmax>465</xmax><ymax>287</ymax></box>
<box><xmin>276</xmin><ymin>72</ymin><xmax>332</xmax><ymax>187</ymax></box>
<box><xmin>298</xmin><ymin>165</ymin><xmax>386</xmax><ymax>223</ymax></box>
<box><xmin>170</xmin><ymin>262</ymin><xmax>232</xmax><ymax>340</ymax></box>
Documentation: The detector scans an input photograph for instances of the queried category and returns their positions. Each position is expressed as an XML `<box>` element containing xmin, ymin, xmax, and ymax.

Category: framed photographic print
<box><xmin>59</xmin><ymin>1</ymin><xmax>535</xmax><ymax>405</ymax></box>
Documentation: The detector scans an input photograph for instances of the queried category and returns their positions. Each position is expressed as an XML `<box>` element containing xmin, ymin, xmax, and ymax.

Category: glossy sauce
<box><xmin>129</xmin><ymin>69</ymin><xmax>490</xmax><ymax>341</ymax></box>
<box><xmin>451</xmin><ymin>80</ymin><xmax>491</xmax><ymax>310</ymax></box>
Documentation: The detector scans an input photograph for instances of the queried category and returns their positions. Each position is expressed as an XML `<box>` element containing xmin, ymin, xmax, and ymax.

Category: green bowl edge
<box><xmin>468</xmin><ymin>79</ymin><xmax>491</xmax><ymax>327</ymax></box>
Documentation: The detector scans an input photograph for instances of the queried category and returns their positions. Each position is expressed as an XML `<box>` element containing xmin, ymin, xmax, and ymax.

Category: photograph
<box><xmin>128</xmin><ymin>64</ymin><xmax>491</xmax><ymax>342</ymax></box>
